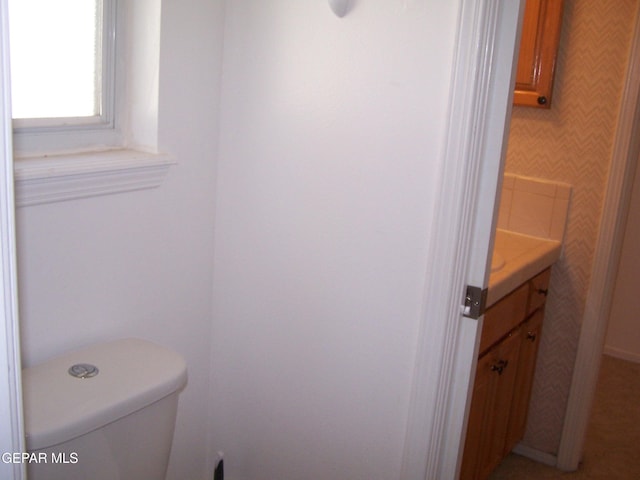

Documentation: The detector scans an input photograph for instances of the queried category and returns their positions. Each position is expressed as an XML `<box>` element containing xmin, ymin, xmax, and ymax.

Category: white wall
<box><xmin>210</xmin><ymin>2</ymin><xmax>460</xmax><ymax>479</ymax></box>
<box><xmin>14</xmin><ymin>1</ymin><xmax>224</xmax><ymax>479</ymax></box>
<box><xmin>13</xmin><ymin>1</ymin><xmax>481</xmax><ymax>479</ymax></box>
<box><xmin>605</xmin><ymin>154</ymin><xmax>640</xmax><ymax>363</ymax></box>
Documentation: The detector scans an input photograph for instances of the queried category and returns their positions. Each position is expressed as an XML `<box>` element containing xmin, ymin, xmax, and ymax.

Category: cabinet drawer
<box><xmin>527</xmin><ymin>268</ymin><xmax>551</xmax><ymax>316</ymax></box>
<box><xmin>479</xmin><ymin>284</ymin><xmax>528</xmax><ymax>356</ymax></box>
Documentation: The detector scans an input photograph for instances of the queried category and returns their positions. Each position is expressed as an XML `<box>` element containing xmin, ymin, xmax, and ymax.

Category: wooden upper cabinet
<box><xmin>513</xmin><ymin>0</ymin><xmax>564</xmax><ymax>108</ymax></box>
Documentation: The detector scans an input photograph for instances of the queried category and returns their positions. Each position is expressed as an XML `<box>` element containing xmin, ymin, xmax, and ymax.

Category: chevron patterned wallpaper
<box><xmin>505</xmin><ymin>0</ymin><xmax>640</xmax><ymax>454</ymax></box>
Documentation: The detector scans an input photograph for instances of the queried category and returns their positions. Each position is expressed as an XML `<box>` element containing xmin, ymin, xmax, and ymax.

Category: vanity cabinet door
<box><xmin>504</xmin><ymin>309</ymin><xmax>544</xmax><ymax>453</ymax></box>
<box><xmin>460</xmin><ymin>353</ymin><xmax>495</xmax><ymax>480</ymax></box>
<box><xmin>480</xmin><ymin>329</ymin><xmax>522</xmax><ymax>479</ymax></box>
<box><xmin>513</xmin><ymin>0</ymin><xmax>564</xmax><ymax>108</ymax></box>
<box><xmin>460</xmin><ymin>329</ymin><xmax>522</xmax><ymax>480</ymax></box>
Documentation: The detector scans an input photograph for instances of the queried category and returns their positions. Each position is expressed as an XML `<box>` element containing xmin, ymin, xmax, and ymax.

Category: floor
<box><xmin>489</xmin><ymin>354</ymin><xmax>640</xmax><ymax>479</ymax></box>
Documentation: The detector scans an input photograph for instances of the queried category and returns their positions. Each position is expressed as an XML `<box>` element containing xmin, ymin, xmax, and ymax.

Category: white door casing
<box><xmin>400</xmin><ymin>1</ymin><xmax>525</xmax><ymax>479</ymax></box>
<box><xmin>0</xmin><ymin>0</ymin><xmax>26</xmax><ymax>478</ymax></box>
<box><xmin>557</xmin><ymin>7</ymin><xmax>640</xmax><ymax>471</ymax></box>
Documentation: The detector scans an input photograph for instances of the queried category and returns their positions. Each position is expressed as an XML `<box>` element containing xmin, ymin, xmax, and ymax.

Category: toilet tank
<box><xmin>22</xmin><ymin>338</ymin><xmax>188</xmax><ymax>480</ymax></box>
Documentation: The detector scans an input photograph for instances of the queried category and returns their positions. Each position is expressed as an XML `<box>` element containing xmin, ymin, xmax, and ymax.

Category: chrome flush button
<box><xmin>68</xmin><ymin>363</ymin><xmax>99</xmax><ymax>379</ymax></box>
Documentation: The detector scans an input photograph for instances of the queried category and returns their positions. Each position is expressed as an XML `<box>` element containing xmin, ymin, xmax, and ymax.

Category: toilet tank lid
<box><xmin>22</xmin><ymin>338</ymin><xmax>188</xmax><ymax>451</ymax></box>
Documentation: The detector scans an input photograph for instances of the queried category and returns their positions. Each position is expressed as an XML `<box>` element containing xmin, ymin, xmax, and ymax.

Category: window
<box><xmin>8</xmin><ymin>0</ymin><xmax>173</xmax><ymax>207</ymax></box>
<box><xmin>8</xmin><ymin>0</ymin><xmax>119</xmax><ymax>154</ymax></box>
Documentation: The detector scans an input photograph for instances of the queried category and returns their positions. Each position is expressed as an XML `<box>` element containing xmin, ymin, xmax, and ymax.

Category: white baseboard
<box><xmin>603</xmin><ymin>346</ymin><xmax>640</xmax><ymax>363</ymax></box>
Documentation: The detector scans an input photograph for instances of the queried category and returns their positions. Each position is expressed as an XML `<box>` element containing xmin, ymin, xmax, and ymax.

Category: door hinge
<box><xmin>463</xmin><ymin>285</ymin><xmax>487</xmax><ymax>319</ymax></box>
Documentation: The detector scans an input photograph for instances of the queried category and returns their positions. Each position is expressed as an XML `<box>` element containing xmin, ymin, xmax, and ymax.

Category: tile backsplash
<box><xmin>497</xmin><ymin>173</ymin><xmax>572</xmax><ymax>242</ymax></box>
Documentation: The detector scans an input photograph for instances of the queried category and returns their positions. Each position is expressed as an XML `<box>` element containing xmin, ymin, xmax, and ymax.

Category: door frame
<box><xmin>400</xmin><ymin>1</ymin><xmax>525</xmax><ymax>478</ymax></box>
<box><xmin>556</xmin><ymin>6</ymin><xmax>640</xmax><ymax>471</ymax></box>
<box><xmin>0</xmin><ymin>0</ymin><xmax>26</xmax><ymax>478</ymax></box>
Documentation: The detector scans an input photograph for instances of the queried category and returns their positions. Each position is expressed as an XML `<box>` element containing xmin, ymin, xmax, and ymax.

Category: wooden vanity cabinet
<box><xmin>513</xmin><ymin>0</ymin><xmax>564</xmax><ymax>108</ymax></box>
<box><xmin>460</xmin><ymin>268</ymin><xmax>551</xmax><ymax>480</ymax></box>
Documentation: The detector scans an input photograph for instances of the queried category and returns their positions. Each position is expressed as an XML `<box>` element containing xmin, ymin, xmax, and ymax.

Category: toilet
<box><xmin>22</xmin><ymin>338</ymin><xmax>188</xmax><ymax>480</ymax></box>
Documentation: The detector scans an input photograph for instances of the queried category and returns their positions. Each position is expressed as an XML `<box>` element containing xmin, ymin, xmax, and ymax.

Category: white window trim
<box><xmin>12</xmin><ymin>0</ymin><xmax>172</xmax><ymax>207</ymax></box>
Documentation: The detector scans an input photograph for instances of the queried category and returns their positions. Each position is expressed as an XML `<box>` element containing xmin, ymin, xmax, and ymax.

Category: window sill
<box><xmin>13</xmin><ymin>149</ymin><xmax>175</xmax><ymax>207</ymax></box>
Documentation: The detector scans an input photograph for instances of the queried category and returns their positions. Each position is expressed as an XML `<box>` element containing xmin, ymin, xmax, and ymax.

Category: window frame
<box><xmin>10</xmin><ymin>0</ymin><xmax>121</xmax><ymax>156</ymax></box>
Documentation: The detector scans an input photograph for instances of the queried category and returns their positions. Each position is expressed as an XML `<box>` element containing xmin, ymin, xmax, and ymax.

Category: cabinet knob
<box><xmin>526</xmin><ymin>332</ymin><xmax>537</xmax><ymax>342</ymax></box>
<box><xmin>537</xmin><ymin>288</ymin><xmax>548</xmax><ymax>297</ymax></box>
<box><xmin>491</xmin><ymin>359</ymin><xmax>509</xmax><ymax>375</ymax></box>
<box><xmin>537</xmin><ymin>96</ymin><xmax>547</xmax><ymax>105</ymax></box>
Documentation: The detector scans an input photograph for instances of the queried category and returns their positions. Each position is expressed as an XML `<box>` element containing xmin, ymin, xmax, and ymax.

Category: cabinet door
<box><xmin>460</xmin><ymin>329</ymin><xmax>522</xmax><ymax>480</ymax></box>
<box><xmin>460</xmin><ymin>353</ymin><xmax>495</xmax><ymax>480</ymax></box>
<box><xmin>479</xmin><ymin>329</ymin><xmax>522</xmax><ymax>479</ymax></box>
<box><xmin>504</xmin><ymin>310</ymin><xmax>544</xmax><ymax>453</ymax></box>
<box><xmin>513</xmin><ymin>0</ymin><xmax>564</xmax><ymax>108</ymax></box>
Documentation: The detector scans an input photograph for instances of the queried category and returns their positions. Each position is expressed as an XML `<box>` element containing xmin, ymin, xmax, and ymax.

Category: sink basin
<box><xmin>491</xmin><ymin>252</ymin><xmax>505</xmax><ymax>272</ymax></box>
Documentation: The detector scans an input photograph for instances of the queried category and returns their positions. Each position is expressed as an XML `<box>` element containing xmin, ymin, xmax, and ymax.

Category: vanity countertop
<box><xmin>487</xmin><ymin>229</ymin><xmax>561</xmax><ymax>308</ymax></box>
